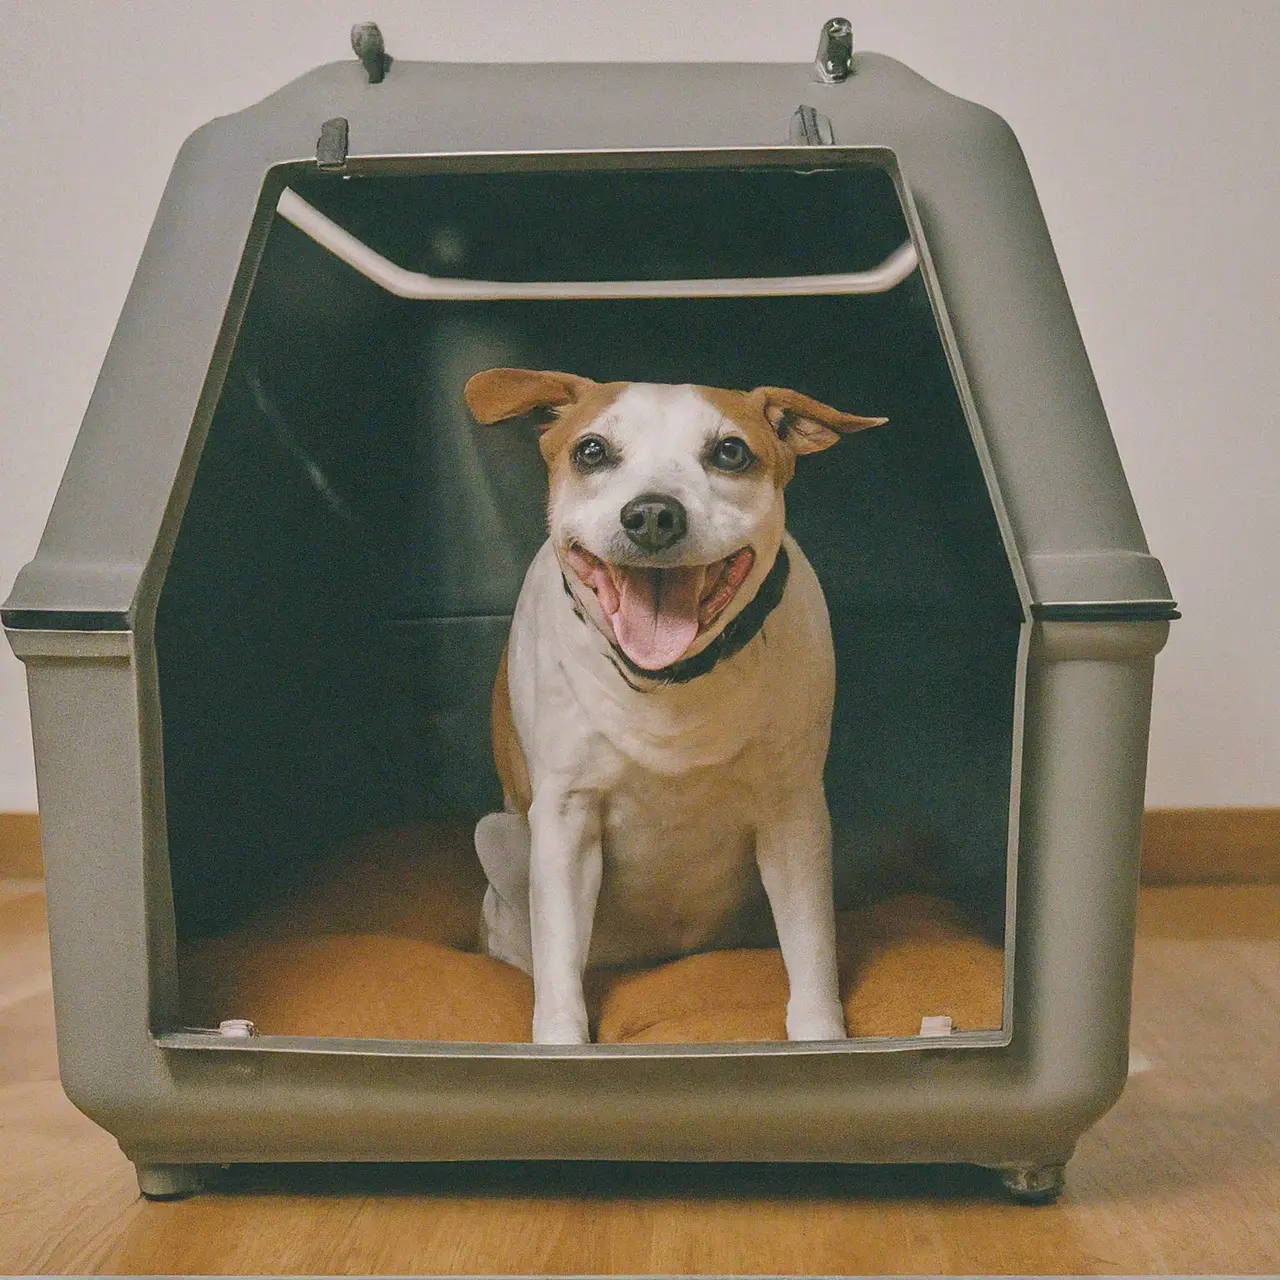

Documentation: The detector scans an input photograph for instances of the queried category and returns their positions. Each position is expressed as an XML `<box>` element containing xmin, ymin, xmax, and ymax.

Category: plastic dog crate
<box><xmin>4</xmin><ymin>24</ymin><xmax>1175</xmax><ymax>1202</ymax></box>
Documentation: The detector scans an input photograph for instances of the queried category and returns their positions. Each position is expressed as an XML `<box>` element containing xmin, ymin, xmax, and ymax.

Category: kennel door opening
<box><xmin>154</xmin><ymin>160</ymin><xmax>1024</xmax><ymax>1046</ymax></box>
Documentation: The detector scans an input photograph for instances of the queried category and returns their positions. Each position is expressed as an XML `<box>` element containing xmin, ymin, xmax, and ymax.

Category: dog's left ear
<box><xmin>464</xmin><ymin>368</ymin><xmax>598</xmax><ymax>425</ymax></box>
<box><xmin>751</xmin><ymin>387</ymin><xmax>887</xmax><ymax>454</ymax></box>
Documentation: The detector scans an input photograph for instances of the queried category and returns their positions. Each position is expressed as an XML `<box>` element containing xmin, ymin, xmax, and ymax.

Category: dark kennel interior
<box><xmin>154</xmin><ymin>160</ymin><xmax>1024</xmax><ymax>964</ymax></box>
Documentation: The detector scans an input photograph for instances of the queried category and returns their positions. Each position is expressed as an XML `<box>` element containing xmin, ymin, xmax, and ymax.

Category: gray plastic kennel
<box><xmin>4</xmin><ymin>28</ymin><xmax>1174</xmax><ymax>1202</ymax></box>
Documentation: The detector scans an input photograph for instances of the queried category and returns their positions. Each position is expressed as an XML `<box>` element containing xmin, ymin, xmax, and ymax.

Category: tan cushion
<box><xmin>180</xmin><ymin>933</ymin><xmax>532</xmax><ymax>1043</ymax></box>
<box><xmin>179</xmin><ymin>822</ymin><xmax>1002</xmax><ymax>1044</ymax></box>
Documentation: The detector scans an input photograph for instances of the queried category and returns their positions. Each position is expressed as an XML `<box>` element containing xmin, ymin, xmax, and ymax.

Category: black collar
<box><xmin>605</xmin><ymin>545</ymin><xmax>791</xmax><ymax>687</ymax></box>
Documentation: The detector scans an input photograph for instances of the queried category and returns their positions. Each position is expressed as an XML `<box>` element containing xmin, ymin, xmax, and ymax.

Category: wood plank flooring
<box><xmin>1</xmin><ymin>880</ymin><xmax>1277</xmax><ymax>1275</ymax></box>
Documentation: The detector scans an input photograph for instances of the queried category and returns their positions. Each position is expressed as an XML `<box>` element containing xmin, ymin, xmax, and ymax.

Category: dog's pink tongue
<box><xmin>611</xmin><ymin>566</ymin><xmax>703</xmax><ymax>669</ymax></box>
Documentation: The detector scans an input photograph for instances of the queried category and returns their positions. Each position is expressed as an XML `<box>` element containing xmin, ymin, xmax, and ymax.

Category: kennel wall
<box><xmin>3</xmin><ymin>48</ymin><xmax>1174</xmax><ymax>1199</ymax></box>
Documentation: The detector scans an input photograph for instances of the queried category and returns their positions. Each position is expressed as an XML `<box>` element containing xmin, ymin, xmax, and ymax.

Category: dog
<box><xmin>464</xmin><ymin>368</ymin><xmax>886</xmax><ymax>1044</ymax></box>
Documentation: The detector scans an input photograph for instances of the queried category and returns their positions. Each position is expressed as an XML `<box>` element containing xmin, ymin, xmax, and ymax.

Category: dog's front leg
<box><xmin>755</xmin><ymin>783</ymin><xmax>847</xmax><ymax>1041</ymax></box>
<box><xmin>528</xmin><ymin>786</ymin><xmax>604</xmax><ymax>1044</ymax></box>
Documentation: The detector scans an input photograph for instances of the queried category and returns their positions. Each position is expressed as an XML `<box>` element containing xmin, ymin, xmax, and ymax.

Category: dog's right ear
<box><xmin>464</xmin><ymin>368</ymin><xmax>598</xmax><ymax>426</ymax></box>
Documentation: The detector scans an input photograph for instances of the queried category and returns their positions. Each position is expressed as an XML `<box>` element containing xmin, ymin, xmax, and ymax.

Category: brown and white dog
<box><xmin>464</xmin><ymin>368</ymin><xmax>885</xmax><ymax>1044</ymax></box>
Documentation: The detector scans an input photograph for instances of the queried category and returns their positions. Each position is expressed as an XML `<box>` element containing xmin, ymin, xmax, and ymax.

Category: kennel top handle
<box><xmin>3</xmin><ymin>53</ymin><xmax>1174</xmax><ymax>629</ymax></box>
<box><xmin>274</xmin><ymin>187</ymin><xmax>921</xmax><ymax>300</ymax></box>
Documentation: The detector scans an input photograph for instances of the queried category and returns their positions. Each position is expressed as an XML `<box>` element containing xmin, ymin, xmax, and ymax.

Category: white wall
<box><xmin>1</xmin><ymin>1</ymin><xmax>1277</xmax><ymax>811</ymax></box>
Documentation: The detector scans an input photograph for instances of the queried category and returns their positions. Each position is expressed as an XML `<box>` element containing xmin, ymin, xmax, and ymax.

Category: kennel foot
<box><xmin>994</xmin><ymin>1161</ymin><xmax>1067</xmax><ymax>1205</ymax></box>
<box><xmin>135</xmin><ymin>1162</ymin><xmax>202</xmax><ymax>1200</ymax></box>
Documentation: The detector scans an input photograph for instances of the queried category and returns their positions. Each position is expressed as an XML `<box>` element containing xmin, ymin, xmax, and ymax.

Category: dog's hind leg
<box><xmin>475</xmin><ymin>812</ymin><xmax>533</xmax><ymax>974</ymax></box>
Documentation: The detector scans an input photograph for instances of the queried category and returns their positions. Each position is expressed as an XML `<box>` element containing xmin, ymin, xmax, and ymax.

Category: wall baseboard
<box><xmin>2</xmin><ymin>809</ymin><xmax>1278</xmax><ymax>885</ymax></box>
<box><xmin>1140</xmin><ymin>807</ymin><xmax>1280</xmax><ymax>886</ymax></box>
<box><xmin>0</xmin><ymin>812</ymin><xmax>43</xmax><ymax>879</ymax></box>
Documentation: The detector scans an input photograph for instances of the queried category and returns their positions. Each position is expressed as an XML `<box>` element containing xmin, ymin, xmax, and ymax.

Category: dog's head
<box><xmin>465</xmin><ymin>369</ymin><xmax>886</xmax><ymax>673</ymax></box>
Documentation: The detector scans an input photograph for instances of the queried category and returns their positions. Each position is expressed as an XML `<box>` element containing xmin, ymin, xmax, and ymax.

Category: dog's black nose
<box><xmin>620</xmin><ymin>492</ymin><xmax>688</xmax><ymax>553</ymax></box>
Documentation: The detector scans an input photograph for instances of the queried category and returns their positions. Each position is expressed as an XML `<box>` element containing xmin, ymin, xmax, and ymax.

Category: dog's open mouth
<box><xmin>564</xmin><ymin>544</ymin><xmax>757</xmax><ymax>671</ymax></box>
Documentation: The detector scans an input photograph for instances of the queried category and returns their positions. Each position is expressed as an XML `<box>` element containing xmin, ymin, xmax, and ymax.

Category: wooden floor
<box><xmin>1</xmin><ymin>880</ymin><xmax>1277</xmax><ymax>1275</ymax></box>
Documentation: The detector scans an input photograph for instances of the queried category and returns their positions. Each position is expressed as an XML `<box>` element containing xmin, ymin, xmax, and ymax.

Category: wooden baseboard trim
<box><xmin>3</xmin><ymin>809</ymin><xmax>1277</xmax><ymax>886</ymax></box>
<box><xmin>1141</xmin><ymin>807</ymin><xmax>1280</xmax><ymax>886</ymax></box>
<box><xmin>0</xmin><ymin>812</ymin><xmax>43</xmax><ymax>879</ymax></box>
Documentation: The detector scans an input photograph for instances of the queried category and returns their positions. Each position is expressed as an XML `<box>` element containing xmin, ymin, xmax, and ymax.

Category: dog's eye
<box><xmin>710</xmin><ymin>437</ymin><xmax>754</xmax><ymax>472</ymax></box>
<box><xmin>570</xmin><ymin>434</ymin><xmax>610</xmax><ymax>471</ymax></box>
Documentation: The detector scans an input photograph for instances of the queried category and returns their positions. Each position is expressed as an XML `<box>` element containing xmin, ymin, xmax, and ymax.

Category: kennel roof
<box><xmin>4</xmin><ymin>53</ymin><xmax>1173</xmax><ymax>631</ymax></box>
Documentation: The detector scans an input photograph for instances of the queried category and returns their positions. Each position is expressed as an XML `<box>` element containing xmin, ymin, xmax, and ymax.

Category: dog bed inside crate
<box><xmin>178</xmin><ymin>822</ymin><xmax>1002</xmax><ymax>1043</ymax></box>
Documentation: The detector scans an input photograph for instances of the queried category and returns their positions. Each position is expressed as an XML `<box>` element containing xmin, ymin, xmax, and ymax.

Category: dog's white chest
<box><xmin>589</xmin><ymin>764</ymin><xmax>762</xmax><ymax>964</ymax></box>
<box><xmin>496</xmin><ymin>536</ymin><xmax>833</xmax><ymax>968</ymax></box>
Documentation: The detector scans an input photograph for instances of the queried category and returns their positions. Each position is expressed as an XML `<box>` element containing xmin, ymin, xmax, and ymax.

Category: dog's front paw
<box><xmin>786</xmin><ymin>998</ymin><xmax>848</xmax><ymax>1042</ymax></box>
<box><xmin>532</xmin><ymin>1009</ymin><xmax>591</xmax><ymax>1045</ymax></box>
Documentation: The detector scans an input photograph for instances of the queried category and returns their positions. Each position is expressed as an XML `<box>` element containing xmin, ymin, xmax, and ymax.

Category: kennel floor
<box><xmin>1</xmin><ymin>877</ymin><xmax>1277</xmax><ymax>1276</ymax></box>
